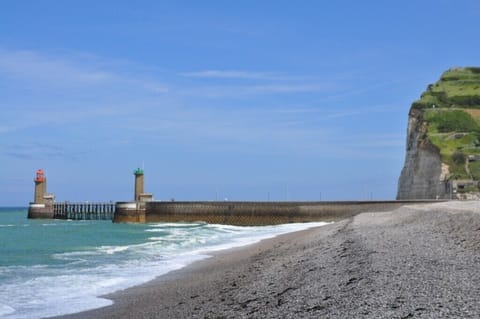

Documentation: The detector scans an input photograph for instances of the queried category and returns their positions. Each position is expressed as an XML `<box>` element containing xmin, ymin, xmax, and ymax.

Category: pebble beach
<box><xmin>57</xmin><ymin>201</ymin><xmax>480</xmax><ymax>318</ymax></box>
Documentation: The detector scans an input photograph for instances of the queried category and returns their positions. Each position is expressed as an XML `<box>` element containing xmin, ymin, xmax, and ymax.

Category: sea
<box><xmin>0</xmin><ymin>207</ymin><xmax>329</xmax><ymax>319</ymax></box>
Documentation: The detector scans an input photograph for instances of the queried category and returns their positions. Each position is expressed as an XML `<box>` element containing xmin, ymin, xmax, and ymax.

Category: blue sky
<box><xmin>1</xmin><ymin>1</ymin><xmax>479</xmax><ymax>205</ymax></box>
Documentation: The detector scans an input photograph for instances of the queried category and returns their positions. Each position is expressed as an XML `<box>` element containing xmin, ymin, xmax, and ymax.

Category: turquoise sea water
<box><xmin>0</xmin><ymin>207</ymin><xmax>328</xmax><ymax>318</ymax></box>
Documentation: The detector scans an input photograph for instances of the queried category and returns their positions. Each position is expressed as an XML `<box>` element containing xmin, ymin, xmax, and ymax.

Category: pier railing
<box><xmin>53</xmin><ymin>202</ymin><xmax>115</xmax><ymax>220</ymax></box>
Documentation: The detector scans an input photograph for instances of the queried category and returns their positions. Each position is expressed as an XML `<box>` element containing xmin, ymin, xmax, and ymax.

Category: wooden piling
<box><xmin>53</xmin><ymin>202</ymin><xmax>115</xmax><ymax>220</ymax></box>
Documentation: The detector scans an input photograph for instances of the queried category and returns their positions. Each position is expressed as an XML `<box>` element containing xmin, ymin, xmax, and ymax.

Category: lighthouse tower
<box><xmin>114</xmin><ymin>168</ymin><xmax>153</xmax><ymax>223</ymax></box>
<box><xmin>28</xmin><ymin>169</ymin><xmax>55</xmax><ymax>219</ymax></box>
<box><xmin>134</xmin><ymin>168</ymin><xmax>144</xmax><ymax>201</ymax></box>
<box><xmin>34</xmin><ymin>169</ymin><xmax>47</xmax><ymax>204</ymax></box>
<box><xmin>133</xmin><ymin>168</ymin><xmax>153</xmax><ymax>202</ymax></box>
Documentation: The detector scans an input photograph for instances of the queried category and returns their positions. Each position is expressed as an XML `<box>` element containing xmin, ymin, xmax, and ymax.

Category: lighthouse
<box><xmin>113</xmin><ymin>168</ymin><xmax>153</xmax><ymax>222</ymax></box>
<box><xmin>33</xmin><ymin>169</ymin><xmax>47</xmax><ymax>204</ymax></box>
<box><xmin>134</xmin><ymin>168</ymin><xmax>144</xmax><ymax>201</ymax></box>
<box><xmin>28</xmin><ymin>169</ymin><xmax>55</xmax><ymax>219</ymax></box>
<box><xmin>133</xmin><ymin>168</ymin><xmax>153</xmax><ymax>202</ymax></box>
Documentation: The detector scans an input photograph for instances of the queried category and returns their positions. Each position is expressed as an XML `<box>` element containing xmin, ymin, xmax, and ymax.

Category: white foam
<box><xmin>144</xmin><ymin>228</ymin><xmax>170</xmax><ymax>232</ymax></box>
<box><xmin>147</xmin><ymin>222</ymin><xmax>206</xmax><ymax>228</ymax></box>
<box><xmin>97</xmin><ymin>245</ymin><xmax>131</xmax><ymax>254</ymax></box>
<box><xmin>0</xmin><ymin>304</ymin><xmax>15</xmax><ymax>316</ymax></box>
<box><xmin>192</xmin><ymin>222</ymin><xmax>330</xmax><ymax>255</ymax></box>
<box><xmin>52</xmin><ymin>250</ymin><xmax>96</xmax><ymax>260</ymax></box>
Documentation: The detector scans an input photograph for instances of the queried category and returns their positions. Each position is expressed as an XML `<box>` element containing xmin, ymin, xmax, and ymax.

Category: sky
<box><xmin>1</xmin><ymin>0</ymin><xmax>480</xmax><ymax>205</ymax></box>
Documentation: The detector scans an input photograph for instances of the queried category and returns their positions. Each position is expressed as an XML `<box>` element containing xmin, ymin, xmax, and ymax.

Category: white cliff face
<box><xmin>397</xmin><ymin>109</ymin><xmax>449</xmax><ymax>199</ymax></box>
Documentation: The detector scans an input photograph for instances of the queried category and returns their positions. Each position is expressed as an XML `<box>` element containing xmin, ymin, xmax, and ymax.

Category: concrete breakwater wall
<box><xmin>114</xmin><ymin>200</ymin><xmax>439</xmax><ymax>225</ymax></box>
<box><xmin>27</xmin><ymin>203</ymin><xmax>55</xmax><ymax>219</ymax></box>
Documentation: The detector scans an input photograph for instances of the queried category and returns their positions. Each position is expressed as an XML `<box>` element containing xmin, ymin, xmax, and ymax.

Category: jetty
<box><xmin>113</xmin><ymin>200</ymin><xmax>441</xmax><ymax>225</ymax></box>
<box><xmin>27</xmin><ymin>168</ymin><xmax>444</xmax><ymax>225</ymax></box>
<box><xmin>53</xmin><ymin>202</ymin><xmax>115</xmax><ymax>220</ymax></box>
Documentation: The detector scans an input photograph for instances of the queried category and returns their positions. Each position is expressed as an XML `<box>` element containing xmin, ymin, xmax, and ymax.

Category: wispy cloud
<box><xmin>326</xmin><ymin>104</ymin><xmax>397</xmax><ymax>119</ymax></box>
<box><xmin>0</xmin><ymin>49</ymin><xmax>112</xmax><ymax>85</ymax></box>
<box><xmin>177</xmin><ymin>68</ymin><xmax>341</xmax><ymax>98</ymax></box>
<box><xmin>0</xmin><ymin>48</ymin><xmax>172</xmax><ymax>135</ymax></box>
<box><xmin>0</xmin><ymin>49</ymin><xmax>169</xmax><ymax>92</ymax></box>
<box><xmin>179</xmin><ymin>70</ymin><xmax>282</xmax><ymax>80</ymax></box>
<box><xmin>0</xmin><ymin>106</ymin><xmax>123</xmax><ymax>134</ymax></box>
<box><xmin>181</xmin><ymin>82</ymin><xmax>333</xmax><ymax>97</ymax></box>
<box><xmin>246</xmin><ymin>83</ymin><xmax>332</xmax><ymax>94</ymax></box>
<box><xmin>2</xmin><ymin>143</ymin><xmax>81</xmax><ymax>161</ymax></box>
<box><xmin>0</xmin><ymin>125</ymin><xmax>13</xmax><ymax>133</ymax></box>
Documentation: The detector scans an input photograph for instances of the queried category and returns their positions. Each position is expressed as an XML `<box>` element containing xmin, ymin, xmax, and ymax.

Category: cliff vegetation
<box><xmin>412</xmin><ymin>67</ymin><xmax>480</xmax><ymax>194</ymax></box>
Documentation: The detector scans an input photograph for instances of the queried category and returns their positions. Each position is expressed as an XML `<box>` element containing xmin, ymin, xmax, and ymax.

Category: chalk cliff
<box><xmin>397</xmin><ymin>108</ymin><xmax>448</xmax><ymax>199</ymax></box>
<box><xmin>397</xmin><ymin>67</ymin><xmax>480</xmax><ymax>199</ymax></box>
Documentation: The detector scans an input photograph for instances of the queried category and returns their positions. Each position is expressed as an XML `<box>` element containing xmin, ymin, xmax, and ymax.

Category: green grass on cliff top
<box><xmin>413</xmin><ymin>67</ymin><xmax>480</xmax><ymax>109</ymax></box>
<box><xmin>424</xmin><ymin>109</ymin><xmax>480</xmax><ymax>179</ymax></box>
<box><xmin>417</xmin><ymin>67</ymin><xmax>480</xmax><ymax>180</ymax></box>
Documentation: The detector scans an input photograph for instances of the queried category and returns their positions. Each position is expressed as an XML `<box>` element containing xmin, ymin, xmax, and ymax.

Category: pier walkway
<box><xmin>53</xmin><ymin>202</ymin><xmax>115</xmax><ymax>220</ymax></box>
<box><xmin>114</xmin><ymin>200</ymin><xmax>444</xmax><ymax>225</ymax></box>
